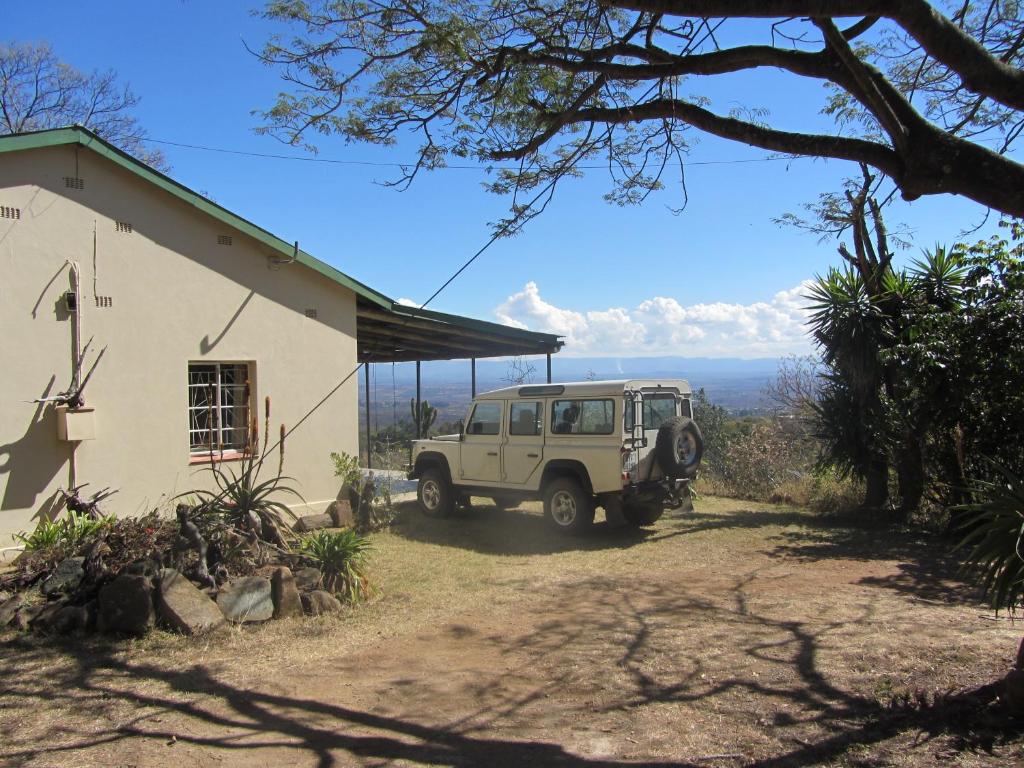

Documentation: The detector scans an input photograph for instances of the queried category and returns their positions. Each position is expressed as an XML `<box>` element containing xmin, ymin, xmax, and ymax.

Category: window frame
<box><xmin>508</xmin><ymin>400</ymin><xmax>543</xmax><ymax>436</ymax></box>
<box><xmin>465</xmin><ymin>401</ymin><xmax>503</xmax><ymax>437</ymax></box>
<box><xmin>549</xmin><ymin>398</ymin><xmax>616</xmax><ymax>436</ymax></box>
<box><xmin>187</xmin><ymin>361</ymin><xmax>253</xmax><ymax>461</ymax></box>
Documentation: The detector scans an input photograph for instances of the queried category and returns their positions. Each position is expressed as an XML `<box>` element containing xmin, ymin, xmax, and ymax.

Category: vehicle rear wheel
<box><xmin>623</xmin><ymin>504</ymin><xmax>664</xmax><ymax>527</ymax></box>
<box><xmin>655</xmin><ymin>416</ymin><xmax>704</xmax><ymax>478</ymax></box>
<box><xmin>417</xmin><ymin>468</ymin><xmax>454</xmax><ymax>517</ymax></box>
<box><xmin>543</xmin><ymin>477</ymin><xmax>594</xmax><ymax>534</ymax></box>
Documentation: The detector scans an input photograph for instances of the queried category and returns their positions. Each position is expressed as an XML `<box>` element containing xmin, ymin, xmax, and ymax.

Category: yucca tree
<box><xmin>807</xmin><ymin>266</ymin><xmax>891</xmax><ymax>508</ymax></box>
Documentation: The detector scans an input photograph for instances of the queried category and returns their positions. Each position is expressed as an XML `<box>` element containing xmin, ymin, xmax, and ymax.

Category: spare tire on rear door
<box><xmin>654</xmin><ymin>416</ymin><xmax>704</xmax><ymax>478</ymax></box>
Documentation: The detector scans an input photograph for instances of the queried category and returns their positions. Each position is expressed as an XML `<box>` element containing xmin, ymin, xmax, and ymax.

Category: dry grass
<box><xmin>0</xmin><ymin>496</ymin><xmax>1021</xmax><ymax>767</ymax></box>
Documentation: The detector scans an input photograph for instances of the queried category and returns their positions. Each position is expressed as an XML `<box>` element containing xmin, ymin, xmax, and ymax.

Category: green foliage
<box><xmin>299</xmin><ymin>529</ymin><xmax>374</xmax><ymax>603</ymax></box>
<box><xmin>955</xmin><ymin>462</ymin><xmax>1024</xmax><ymax>613</ymax></box>
<box><xmin>331</xmin><ymin>451</ymin><xmax>395</xmax><ymax>530</ymax></box>
<box><xmin>692</xmin><ymin>388</ymin><xmax>727</xmax><ymax>475</ymax></box>
<box><xmin>330</xmin><ymin>450</ymin><xmax>362</xmax><ymax>489</ymax></box>
<box><xmin>15</xmin><ymin>511</ymin><xmax>112</xmax><ymax>553</ymax></box>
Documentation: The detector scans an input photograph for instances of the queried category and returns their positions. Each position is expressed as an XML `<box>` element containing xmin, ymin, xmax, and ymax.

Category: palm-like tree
<box><xmin>806</xmin><ymin>266</ymin><xmax>891</xmax><ymax>508</ymax></box>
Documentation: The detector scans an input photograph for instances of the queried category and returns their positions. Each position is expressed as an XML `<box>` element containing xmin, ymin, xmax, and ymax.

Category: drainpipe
<box><xmin>67</xmin><ymin>260</ymin><xmax>83</xmax><ymax>490</ymax></box>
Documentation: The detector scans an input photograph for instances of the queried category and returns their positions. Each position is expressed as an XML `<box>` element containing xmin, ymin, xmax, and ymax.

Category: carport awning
<box><xmin>357</xmin><ymin>298</ymin><xmax>563</xmax><ymax>363</ymax></box>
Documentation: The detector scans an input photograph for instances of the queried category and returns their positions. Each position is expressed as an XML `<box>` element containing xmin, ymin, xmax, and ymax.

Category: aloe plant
<box><xmin>299</xmin><ymin>529</ymin><xmax>374</xmax><ymax>603</ymax></box>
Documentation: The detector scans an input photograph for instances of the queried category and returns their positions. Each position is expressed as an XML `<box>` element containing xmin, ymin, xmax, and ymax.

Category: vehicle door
<box><xmin>631</xmin><ymin>391</ymin><xmax>679</xmax><ymax>480</ymax></box>
<box><xmin>502</xmin><ymin>400</ymin><xmax>544</xmax><ymax>484</ymax></box>
<box><xmin>460</xmin><ymin>400</ymin><xmax>504</xmax><ymax>483</ymax></box>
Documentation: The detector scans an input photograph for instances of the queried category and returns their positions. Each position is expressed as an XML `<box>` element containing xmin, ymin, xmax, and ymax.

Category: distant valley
<box><xmin>359</xmin><ymin>356</ymin><xmax>787</xmax><ymax>428</ymax></box>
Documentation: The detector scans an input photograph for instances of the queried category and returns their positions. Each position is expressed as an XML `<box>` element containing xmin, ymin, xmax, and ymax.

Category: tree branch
<box><xmin>605</xmin><ymin>0</ymin><xmax>1024</xmax><ymax>110</ymax></box>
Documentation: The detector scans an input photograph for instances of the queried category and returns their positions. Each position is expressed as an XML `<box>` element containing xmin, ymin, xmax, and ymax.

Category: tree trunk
<box><xmin>895</xmin><ymin>436</ymin><xmax>925</xmax><ymax>519</ymax></box>
<box><xmin>863</xmin><ymin>455</ymin><xmax>890</xmax><ymax>509</ymax></box>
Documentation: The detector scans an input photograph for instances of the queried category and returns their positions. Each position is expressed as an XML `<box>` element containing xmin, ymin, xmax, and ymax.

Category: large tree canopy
<box><xmin>259</xmin><ymin>0</ymin><xmax>1024</xmax><ymax>226</ymax></box>
<box><xmin>0</xmin><ymin>41</ymin><xmax>165</xmax><ymax>170</ymax></box>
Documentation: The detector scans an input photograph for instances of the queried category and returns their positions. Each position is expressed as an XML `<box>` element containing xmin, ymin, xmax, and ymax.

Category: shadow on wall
<box><xmin>0</xmin><ymin>376</ymin><xmax>70</xmax><ymax>522</ymax></box>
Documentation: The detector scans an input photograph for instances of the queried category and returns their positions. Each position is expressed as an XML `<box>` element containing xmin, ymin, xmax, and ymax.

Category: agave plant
<box><xmin>955</xmin><ymin>461</ymin><xmax>1024</xmax><ymax>613</ymax></box>
<box><xmin>299</xmin><ymin>529</ymin><xmax>374</xmax><ymax>604</ymax></box>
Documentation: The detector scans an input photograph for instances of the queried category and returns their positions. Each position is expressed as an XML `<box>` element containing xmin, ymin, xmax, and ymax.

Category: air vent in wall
<box><xmin>95</xmin><ymin>296</ymin><xmax>113</xmax><ymax>308</ymax></box>
<box><xmin>64</xmin><ymin>176</ymin><xmax>85</xmax><ymax>190</ymax></box>
<box><xmin>0</xmin><ymin>206</ymin><xmax>21</xmax><ymax>219</ymax></box>
<box><xmin>305</xmin><ymin>309</ymin><xmax>318</xmax><ymax>319</ymax></box>
<box><xmin>115</xmin><ymin>221</ymin><xmax>132</xmax><ymax>233</ymax></box>
<box><xmin>217</xmin><ymin>235</ymin><xmax>233</xmax><ymax>246</ymax></box>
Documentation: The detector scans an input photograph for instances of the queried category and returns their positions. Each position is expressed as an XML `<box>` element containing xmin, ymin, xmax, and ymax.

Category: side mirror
<box><xmin>458</xmin><ymin>419</ymin><xmax>465</xmax><ymax>440</ymax></box>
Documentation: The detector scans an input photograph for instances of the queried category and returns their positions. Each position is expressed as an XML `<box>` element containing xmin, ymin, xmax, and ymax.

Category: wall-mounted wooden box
<box><xmin>56</xmin><ymin>406</ymin><xmax>96</xmax><ymax>441</ymax></box>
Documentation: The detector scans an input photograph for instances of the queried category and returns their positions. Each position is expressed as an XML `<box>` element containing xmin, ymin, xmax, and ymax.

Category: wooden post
<box><xmin>415</xmin><ymin>360</ymin><xmax>422</xmax><ymax>440</ymax></box>
<box><xmin>364</xmin><ymin>363</ymin><xmax>372</xmax><ymax>469</ymax></box>
<box><xmin>471</xmin><ymin>357</ymin><xmax>476</xmax><ymax>398</ymax></box>
<box><xmin>546</xmin><ymin>353</ymin><xmax>552</xmax><ymax>384</ymax></box>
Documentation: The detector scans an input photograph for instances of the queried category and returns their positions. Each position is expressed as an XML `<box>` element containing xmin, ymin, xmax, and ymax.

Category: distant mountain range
<box><xmin>360</xmin><ymin>356</ymin><xmax>788</xmax><ymax>424</ymax></box>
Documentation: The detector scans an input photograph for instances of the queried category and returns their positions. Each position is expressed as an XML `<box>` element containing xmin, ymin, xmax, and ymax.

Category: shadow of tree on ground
<box><xmin>1</xmin><ymin>567</ymin><xmax>1019</xmax><ymax>767</ymax></box>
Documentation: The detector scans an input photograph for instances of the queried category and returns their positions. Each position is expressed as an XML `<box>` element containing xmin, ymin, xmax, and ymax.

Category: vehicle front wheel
<box><xmin>417</xmin><ymin>468</ymin><xmax>454</xmax><ymax>518</ymax></box>
<box><xmin>543</xmin><ymin>477</ymin><xmax>595</xmax><ymax>534</ymax></box>
<box><xmin>623</xmin><ymin>504</ymin><xmax>664</xmax><ymax>527</ymax></box>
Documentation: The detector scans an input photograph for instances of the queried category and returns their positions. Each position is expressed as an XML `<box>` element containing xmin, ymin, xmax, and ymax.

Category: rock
<box><xmin>294</xmin><ymin>567</ymin><xmax>322</xmax><ymax>591</ymax></box>
<box><xmin>98</xmin><ymin>574</ymin><xmax>155</xmax><ymax>635</ymax></box>
<box><xmin>157</xmin><ymin>569</ymin><xmax>225</xmax><ymax>635</ymax></box>
<box><xmin>327</xmin><ymin>498</ymin><xmax>354</xmax><ymax>528</ymax></box>
<box><xmin>50</xmin><ymin>605</ymin><xmax>91</xmax><ymax>635</ymax></box>
<box><xmin>41</xmin><ymin>557</ymin><xmax>85</xmax><ymax>597</ymax></box>
<box><xmin>302</xmin><ymin>590</ymin><xmax>342</xmax><ymax>616</ymax></box>
<box><xmin>294</xmin><ymin>513</ymin><xmax>334</xmax><ymax>533</ymax></box>
<box><xmin>31</xmin><ymin>602</ymin><xmax>65</xmax><ymax>632</ymax></box>
<box><xmin>217</xmin><ymin>576</ymin><xmax>273</xmax><ymax>623</ymax></box>
<box><xmin>13</xmin><ymin>604</ymin><xmax>44</xmax><ymax>631</ymax></box>
<box><xmin>271</xmin><ymin>567</ymin><xmax>302</xmax><ymax>619</ymax></box>
<box><xmin>0</xmin><ymin>594</ymin><xmax>24</xmax><ymax>628</ymax></box>
<box><xmin>0</xmin><ymin>590</ymin><xmax>10</xmax><ymax>604</ymax></box>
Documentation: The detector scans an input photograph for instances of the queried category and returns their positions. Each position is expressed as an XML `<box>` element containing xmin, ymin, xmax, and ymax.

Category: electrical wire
<box><xmin>145</xmin><ymin>136</ymin><xmax>795</xmax><ymax>170</ymax></box>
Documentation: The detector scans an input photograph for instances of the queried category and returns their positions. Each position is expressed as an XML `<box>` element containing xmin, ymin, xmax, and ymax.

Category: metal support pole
<box><xmin>415</xmin><ymin>360</ymin><xmax>422</xmax><ymax>440</ymax></box>
<box><xmin>471</xmin><ymin>357</ymin><xmax>476</xmax><ymax>398</ymax></box>
<box><xmin>546</xmin><ymin>353</ymin><xmax>552</xmax><ymax>383</ymax></box>
<box><xmin>364</xmin><ymin>363</ymin><xmax>372</xmax><ymax>469</ymax></box>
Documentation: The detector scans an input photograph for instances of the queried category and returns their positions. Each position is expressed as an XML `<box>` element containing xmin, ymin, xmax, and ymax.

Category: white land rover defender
<box><xmin>408</xmin><ymin>380</ymin><xmax>704</xmax><ymax>533</ymax></box>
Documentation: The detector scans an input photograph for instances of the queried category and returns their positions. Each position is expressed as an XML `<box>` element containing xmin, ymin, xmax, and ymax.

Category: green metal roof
<box><xmin>0</xmin><ymin>126</ymin><xmax>563</xmax><ymax>361</ymax></box>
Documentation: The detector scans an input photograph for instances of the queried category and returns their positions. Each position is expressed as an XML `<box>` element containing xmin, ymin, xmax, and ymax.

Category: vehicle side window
<box><xmin>551</xmin><ymin>399</ymin><xmax>614</xmax><ymax>435</ymax></box>
<box><xmin>509</xmin><ymin>401</ymin><xmax>542</xmax><ymax>436</ymax></box>
<box><xmin>680</xmin><ymin>398</ymin><xmax>692</xmax><ymax>419</ymax></box>
<box><xmin>466</xmin><ymin>402</ymin><xmax>502</xmax><ymax>436</ymax></box>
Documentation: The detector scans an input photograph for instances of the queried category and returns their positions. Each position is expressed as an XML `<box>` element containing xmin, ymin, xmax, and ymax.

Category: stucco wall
<box><xmin>0</xmin><ymin>144</ymin><xmax>360</xmax><ymax>549</ymax></box>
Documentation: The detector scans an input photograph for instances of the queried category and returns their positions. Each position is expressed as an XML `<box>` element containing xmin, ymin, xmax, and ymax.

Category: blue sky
<box><xmin>8</xmin><ymin>2</ymin><xmax>1008</xmax><ymax>357</ymax></box>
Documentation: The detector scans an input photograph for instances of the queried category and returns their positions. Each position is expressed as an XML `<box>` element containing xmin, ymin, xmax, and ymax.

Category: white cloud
<box><xmin>396</xmin><ymin>297</ymin><xmax>419</xmax><ymax>307</ymax></box>
<box><xmin>494</xmin><ymin>281</ymin><xmax>815</xmax><ymax>357</ymax></box>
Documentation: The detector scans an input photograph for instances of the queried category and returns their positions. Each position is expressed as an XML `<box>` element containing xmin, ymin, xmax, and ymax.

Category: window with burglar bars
<box><xmin>188</xmin><ymin>362</ymin><xmax>251</xmax><ymax>455</ymax></box>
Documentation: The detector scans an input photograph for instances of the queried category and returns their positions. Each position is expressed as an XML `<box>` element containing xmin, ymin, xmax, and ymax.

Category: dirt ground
<box><xmin>1</xmin><ymin>496</ymin><xmax>1022</xmax><ymax>767</ymax></box>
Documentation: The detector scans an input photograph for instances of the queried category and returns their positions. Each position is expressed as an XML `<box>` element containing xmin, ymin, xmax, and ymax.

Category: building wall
<box><xmin>0</xmin><ymin>144</ymin><xmax>359</xmax><ymax>549</ymax></box>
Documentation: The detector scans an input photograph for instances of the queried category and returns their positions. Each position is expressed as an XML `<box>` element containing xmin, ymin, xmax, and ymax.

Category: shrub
<box><xmin>300</xmin><ymin>529</ymin><xmax>374</xmax><ymax>603</ymax></box>
<box><xmin>330</xmin><ymin>451</ymin><xmax>394</xmax><ymax>530</ymax></box>
<box><xmin>15</xmin><ymin>511</ymin><xmax>112</xmax><ymax>554</ymax></box>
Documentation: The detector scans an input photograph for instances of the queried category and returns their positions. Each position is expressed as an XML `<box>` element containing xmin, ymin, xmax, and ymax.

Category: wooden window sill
<box><xmin>189</xmin><ymin>451</ymin><xmax>250</xmax><ymax>465</ymax></box>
